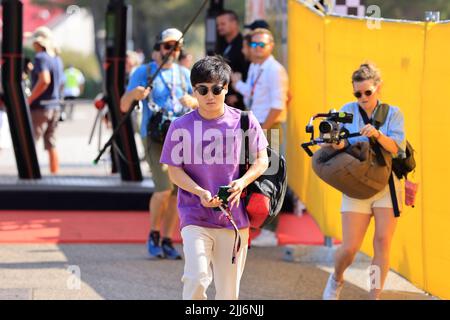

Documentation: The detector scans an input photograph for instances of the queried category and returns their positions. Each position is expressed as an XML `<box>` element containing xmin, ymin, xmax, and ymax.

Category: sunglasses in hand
<box><xmin>194</xmin><ymin>85</ymin><xmax>225</xmax><ymax>96</ymax></box>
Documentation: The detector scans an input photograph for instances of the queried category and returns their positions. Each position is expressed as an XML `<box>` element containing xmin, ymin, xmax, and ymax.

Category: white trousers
<box><xmin>181</xmin><ymin>225</ymin><xmax>249</xmax><ymax>300</ymax></box>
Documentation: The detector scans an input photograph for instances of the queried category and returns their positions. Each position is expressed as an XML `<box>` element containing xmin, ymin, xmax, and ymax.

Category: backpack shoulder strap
<box><xmin>358</xmin><ymin>105</ymin><xmax>387</xmax><ymax>167</ymax></box>
<box><xmin>240</xmin><ymin>111</ymin><xmax>250</xmax><ymax>178</ymax></box>
<box><xmin>373</xmin><ymin>103</ymin><xmax>390</xmax><ymax>129</ymax></box>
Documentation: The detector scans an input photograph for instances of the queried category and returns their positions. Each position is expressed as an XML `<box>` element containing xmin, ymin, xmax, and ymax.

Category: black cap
<box><xmin>244</xmin><ymin>19</ymin><xmax>270</xmax><ymax>31</ymax></box>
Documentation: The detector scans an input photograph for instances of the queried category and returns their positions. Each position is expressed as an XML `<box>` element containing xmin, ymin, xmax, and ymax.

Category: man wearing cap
<box><xmin>231</xmin><ymin>28</ymin><xmax>289</xmax><ymax>247</ymax></box>
<box><xmin>120</xmin><ymin>28</ymin><xmax>198</xmax><ymax>260</ymax></box>
<box><xmin>216</xmin><ymin>10</ymin><xmax>249</xmax><ymax>111</ymax></box>
<box><xmin>28</xmin><ymin>26</ymin><xmax>62</xmax><ymax>174</ymax></box>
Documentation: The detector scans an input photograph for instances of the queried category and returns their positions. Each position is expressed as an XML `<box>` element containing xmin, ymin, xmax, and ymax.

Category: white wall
<box><xmin>51</xmin><ymin>8</ymin><xmax>95</xmax><ymax>56</ymax></box>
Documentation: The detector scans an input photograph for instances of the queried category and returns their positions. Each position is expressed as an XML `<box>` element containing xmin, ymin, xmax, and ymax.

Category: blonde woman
<box><xmin>322</xmin><ymin>63</ymin><xmax>406</xmax><ymax>300</ymax></box>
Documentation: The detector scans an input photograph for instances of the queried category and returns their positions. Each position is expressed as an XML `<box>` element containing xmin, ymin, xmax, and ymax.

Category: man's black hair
<box><xmin>190</xmin><ymin>55</ymin><xmax>232</xmax><ymax>87</ymax></box>
<box><xmin>217</xmin><ymin>9</ymin><xmax>239</xmax><ymax>22</ymax></box>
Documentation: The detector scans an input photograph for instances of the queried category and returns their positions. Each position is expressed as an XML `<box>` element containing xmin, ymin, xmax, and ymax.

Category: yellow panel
<box><xmin>421</xmin><ymin>22</ymin><xmax>450</xmax><ymax>300</ymax></box>
<box><xmin>287</xmin><ymin>1</ymin><xmax>326</xmax><ymax>228</ymax></box>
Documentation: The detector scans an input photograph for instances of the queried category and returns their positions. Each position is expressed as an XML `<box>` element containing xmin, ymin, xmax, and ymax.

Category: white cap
<box><xmin>31</xmin><ymin>26</ymin><xmax>56</xmax><ymax>56</ymax></box>
<box><xmin>159</xmin><ymin>28</ymin><xmax>183</xmax><ymax>44</ymax></box>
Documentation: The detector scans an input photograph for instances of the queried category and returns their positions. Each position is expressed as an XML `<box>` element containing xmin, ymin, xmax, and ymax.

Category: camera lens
<box><xmin>319</xmin><ymin>121</ymin><xmax>333</xmax><ymax>134</ymax></box>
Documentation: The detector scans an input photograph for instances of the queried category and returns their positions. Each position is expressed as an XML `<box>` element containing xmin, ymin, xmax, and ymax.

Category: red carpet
<box><xmin>0</xmin><ymin>211</ymin><xmax>330</xmax><ymax>245</ymax></box>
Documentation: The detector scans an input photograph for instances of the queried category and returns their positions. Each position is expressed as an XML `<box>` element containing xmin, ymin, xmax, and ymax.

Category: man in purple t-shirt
<box><xmin>160</xmin><ymin>56</ymin><xmax>268</xmax><ymax>300</ymax></box>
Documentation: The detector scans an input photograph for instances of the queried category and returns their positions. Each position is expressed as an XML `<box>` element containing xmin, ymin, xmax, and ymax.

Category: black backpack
<box><xmin>360</xmin><ymin>103</ymin><xmax>416</xmax><ymax>217</ymax></box>
<box><xmin>240</xmin><ymin>112</ymin><xmax>288</xmax><ymax>228</ymax></box>
<box><xmin>363</xmin><ymin>104</ymin><xmax>416</xmax><ymax>180</ymax></box>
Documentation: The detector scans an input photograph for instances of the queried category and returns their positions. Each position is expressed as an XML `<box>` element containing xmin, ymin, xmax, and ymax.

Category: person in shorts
<box><xmin>322</xmin><ymin>63</ymin><xmax>406</xmax><ymax>300</ymax></box>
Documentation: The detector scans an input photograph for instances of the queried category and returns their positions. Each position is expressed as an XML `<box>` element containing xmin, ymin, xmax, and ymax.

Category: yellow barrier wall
<box><xmin>287</xmin><ymin>0</ymin><xmax>450</xmax><ymax>299</ymax></box>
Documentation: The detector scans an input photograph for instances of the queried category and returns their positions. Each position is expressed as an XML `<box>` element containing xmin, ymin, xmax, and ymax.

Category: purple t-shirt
<box><xmin>160</xmin><ymin>105</ymin><xmax>268</xmax><ymax>230</ymax></box>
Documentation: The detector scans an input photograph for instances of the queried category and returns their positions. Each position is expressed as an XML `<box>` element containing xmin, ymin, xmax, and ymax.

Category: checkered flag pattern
<box><xmin>333</xmin><ymin>0</ymin><xmax>365</xmax><ymax>17</ymax></box>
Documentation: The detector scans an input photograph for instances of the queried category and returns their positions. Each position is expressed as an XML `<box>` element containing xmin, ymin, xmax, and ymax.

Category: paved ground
<box><xmin>0</xmin><ymin>244</ymin><xmax>434</xmax><ymax>300</ymax></box>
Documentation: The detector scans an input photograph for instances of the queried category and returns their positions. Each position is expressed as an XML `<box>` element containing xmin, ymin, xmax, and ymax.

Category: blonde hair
<box><xmin>250</xmin><ymin>28</ymin><xmax>274</xmax><ymax>43</ymax></box>
<box><xmin>352</xmin><ymin>63</ymin><xmax>381</xmax><ymax>85</ymax></box>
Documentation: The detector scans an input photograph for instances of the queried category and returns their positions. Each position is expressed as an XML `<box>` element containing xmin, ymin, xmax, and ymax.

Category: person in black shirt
<box><xmin>216</xmin><ymin>10</ymin><xmax>249</xmax><ymax>110</ymax></box>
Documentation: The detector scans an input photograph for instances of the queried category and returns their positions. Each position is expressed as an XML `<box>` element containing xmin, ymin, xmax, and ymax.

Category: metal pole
<box><xmin>324</xmin><ymin>236</ymin><xmax>333</xmax><ymax>248</ymax></box>
<box><xmin>205</xmin><ymin>0</ymin><xmax>224</xmax><ymax>55</ymax></box>
<box><xmin>104</xmin><ymin>0</ymin><xmax>142</xmax><ymax>181</ymax></box>
<box><xmin>1</xmin><ymin>0</ymin><xmax>41</xmax><ymax>179</ymax></box>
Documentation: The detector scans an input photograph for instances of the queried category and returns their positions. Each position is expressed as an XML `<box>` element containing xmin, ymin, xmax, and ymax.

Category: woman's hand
<box><xmin>360</xmin><ymin>124</ymin><xmax>381</xmax><ymax>139</ymax></box>
<box><xmin>199</xmin><ymin>190</ymin><xmax>222</xmax><ymax>208</ymax></box>
<box><xmin>227</xmin><ymin>179</ymin><xmax>247</xmax><ymax>209</ymax></box>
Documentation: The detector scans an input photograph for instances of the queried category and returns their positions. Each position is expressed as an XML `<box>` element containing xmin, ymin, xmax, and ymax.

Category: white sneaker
<box><xmin>323</xmin><ymin>274</ymin><xmax>344</xmax><ymax>300</ymax></box>
<box><xmin>251</xmin><ymin>229</ymin><xmax>278</xmax><ymax>247</ymax></box>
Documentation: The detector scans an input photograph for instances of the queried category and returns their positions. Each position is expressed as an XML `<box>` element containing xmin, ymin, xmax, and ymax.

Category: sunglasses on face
<box><xmin>162</xmin><ymin>43</ymin><xmax>181</xmax><ymax>51</ymax></box>
<box><xmin>194</xmin><ymin>85</ymin><xmax>225</xmax><ymax>96</ymax></box>
<box><xmin>353</xmin><ymin>89</ymin><xmax>374</xmax><ymax>99</ymax></box>
<box><xmin>249</xmin><ymin>42</ymin><xmax>267</xmax><ymax>49</ymax></box>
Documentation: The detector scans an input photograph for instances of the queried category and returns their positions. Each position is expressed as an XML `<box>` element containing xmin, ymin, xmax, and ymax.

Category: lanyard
<box><xmin>158</xmin><ymin>67</ymin><xmax>177</xmax><ymax>100</ymax></box>
<box><xmin>218</xmin><ymin>204</ymin><xmax>242</xmax><ymax>264</ymax></box>
<box><xmin>248</xmin><ymin>67</ymin><xmax>264</xmax><ymax>109</ymax></box>
<box><xmin>158</xmin><ymin>66</ymin><xmax>184</xmax><ymax>114</ymax></box>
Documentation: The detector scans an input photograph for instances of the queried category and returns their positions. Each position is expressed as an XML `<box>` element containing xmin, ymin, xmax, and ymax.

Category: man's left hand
<box><xmin>227</xmin><ymin>179</ymin><xmax>247</xmax><ymax>209</ymax></box>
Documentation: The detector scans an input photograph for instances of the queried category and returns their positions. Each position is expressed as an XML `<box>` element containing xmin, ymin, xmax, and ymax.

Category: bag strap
<box><xmin>358</xmin><ymin>105</ymin><xmax>387</xmax><ymax>167</ymax></box>
<box><xmin>373</xmin><ymin>103</ymin><xmax>390</xmax><ymax>129</ymax></box>
<box><xmin>388</xmin><ymin>175</ymin><xmax>400</xmax><ymax>217</ymax></box>
<box><xmin>360</xmin><ymin>104</ymin><xmax>400</xmax><ymax>218</ymax></box>
<box><xmin>240</xmin><ymin>111</ymin><xmax>250</xmax><ymax>178</ymax></box>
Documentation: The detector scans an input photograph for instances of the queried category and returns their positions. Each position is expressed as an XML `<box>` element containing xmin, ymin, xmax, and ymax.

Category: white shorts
<box><xmin>341</xmin><ymin>175</ymin><xmax>403</xmax><ymax>214</ymax></box>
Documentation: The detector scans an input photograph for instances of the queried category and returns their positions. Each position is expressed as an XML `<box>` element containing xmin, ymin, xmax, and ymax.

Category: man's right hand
<box><xmin>231</xmin><ymin>72</ymin><xmax>242</xmax><ymax>85</ymax></box>
<box><xmin>133</xmin><ymin>86</ymin><xmax>151</xmax><ymax>101</ymax></box>
<box><xmin>225</xmin><ymin>94</ymin><xmax>239</xmax><ymax>106</ymax></box>
<box><xmin>120</xmin><ymin>86</ymin><xmax>152</xmax><ymax>113</ymax></box>
<box><xmin>199</xmin><ymin>190</ymin><xmax>223</xmax><ymax>208</ymax></box>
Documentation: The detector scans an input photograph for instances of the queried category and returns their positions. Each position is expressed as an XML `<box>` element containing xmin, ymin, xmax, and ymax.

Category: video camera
<box><xmin>301</xmin><ymin>110</ymin><xmax>358</xmax><ymax>157</ymax></box>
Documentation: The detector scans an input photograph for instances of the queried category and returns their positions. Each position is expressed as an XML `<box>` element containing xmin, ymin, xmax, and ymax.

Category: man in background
<box><xmin>216</xmin><ymin>10</ymin><xmax>249</xmax><ymax>110</ymax></box>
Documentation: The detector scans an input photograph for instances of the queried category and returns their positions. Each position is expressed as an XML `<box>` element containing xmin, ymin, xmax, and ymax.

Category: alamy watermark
<box><xmin>368</xmin><ymin>265</ymin><xmax>382</xmax><ymax>291</ymax></box>
<box><xmin>167</xmin><ymin>121</ymin><xmax>280</xmax><ymax>175</ymax></box>
<box><xmin>66</xmin><ymin>5</ymin><xmax>81</xmax><ymax>16</ymax></box>
<box><xmin>366</xmin><ymin>5</ymin><xmax>382</xmax><ymax>30</ymax></box>
<box><xmin>67</xmin><ymin>265</ymin><xmax>81</xmax><ymax>290</ymax></box>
